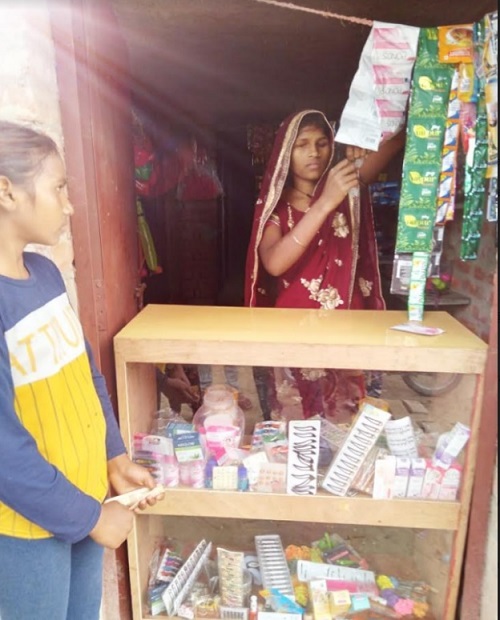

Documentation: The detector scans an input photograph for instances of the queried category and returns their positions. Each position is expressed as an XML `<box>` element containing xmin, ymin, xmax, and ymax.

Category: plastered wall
<box><xmin>0</xmin><ymin>1</ymin><xmax>78</xmax><ymax>312</ymax></box>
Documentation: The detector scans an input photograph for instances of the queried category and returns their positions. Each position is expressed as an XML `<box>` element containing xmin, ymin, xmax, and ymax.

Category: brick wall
<box><xmin>442</xmin><ymin>209</ymin><xmax>497</xmax><ymax>342</ymax></box>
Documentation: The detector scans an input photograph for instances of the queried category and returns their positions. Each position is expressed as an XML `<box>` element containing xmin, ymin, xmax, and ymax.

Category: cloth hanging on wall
<box><xmin>176</xmin><ymin>139</ymin><xmax>223</xmax><ymax>202</ymax></box>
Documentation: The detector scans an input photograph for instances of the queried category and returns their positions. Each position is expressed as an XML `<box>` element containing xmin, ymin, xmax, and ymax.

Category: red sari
<box><xmin>244</xmin><ymin>110</ymin><xmax>385</xmax><ymax>420</ymax></box>
<box><xmin>245</xmin><ymin>109</ymin><xmax>384</xmax><ymax>310</ymax></box>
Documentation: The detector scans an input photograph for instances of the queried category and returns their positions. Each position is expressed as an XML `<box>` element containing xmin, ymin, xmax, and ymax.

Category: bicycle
<box><xmin>402</xmin><ymin>371</ymin><xmax>462</xmax><ymax>397</ymax></box>
<box><xmin>283</xmin><ymin>367</ymin><xmax>463</xmax><ymax>398</ymax></box>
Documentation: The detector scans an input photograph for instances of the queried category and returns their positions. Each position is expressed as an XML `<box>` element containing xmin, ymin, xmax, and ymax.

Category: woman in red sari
<box><xmin>245</xmin><ymin>110</ymin><xmax>404</xmax><ymax>420</ymax></box>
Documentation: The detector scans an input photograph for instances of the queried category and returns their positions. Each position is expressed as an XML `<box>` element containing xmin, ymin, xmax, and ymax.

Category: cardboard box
<box><xmin>406</xmin><ymin>457</ymin><xmax>427</xmax><ymax>498</ymax></box>
<box><xmin>393</xmin><ymin>457</ymin><xmax>411</xmax><ymax>498</ymax></box>
<box><xmin>372</xmin><ymin>455</ymin><xmax>396</xmax><ymax>499</ymax></box>
<box><xmin>308</xmin><ymin>579</ymin><xmax>330</xmax><ymax>620</ymax></box>
<box><xmin>329</xmin><ymin>590</ymin><xmax>351</xmax><ymax>617</ymax></box>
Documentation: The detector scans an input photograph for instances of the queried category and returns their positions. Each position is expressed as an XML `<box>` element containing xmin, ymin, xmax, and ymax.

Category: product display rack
<box><xmin>114</xmin><ymin>304</ymin><xmax>487</xmax><ymax>620</ymax></box>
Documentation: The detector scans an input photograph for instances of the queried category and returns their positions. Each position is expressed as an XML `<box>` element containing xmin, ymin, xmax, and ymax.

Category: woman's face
<box><xmin>290</xmin><ymin>124</ymin><xmax>332</xmax><ymax>184</ymax></box>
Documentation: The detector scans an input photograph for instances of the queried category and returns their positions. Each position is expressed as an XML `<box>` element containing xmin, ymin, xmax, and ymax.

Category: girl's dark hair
<box><xmin>298</xmin><ymin>112</ymin><xmax>331</xmax><ymax>136</ymax></box>
<box><xmin>0</xmin><ymin>121</ymin><xmax>59</xmax><ymax>189</ymax></box>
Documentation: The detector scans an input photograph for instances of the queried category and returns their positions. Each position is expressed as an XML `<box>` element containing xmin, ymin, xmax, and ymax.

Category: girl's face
<box><xmin>15</xmin><ymin>153</ymin><xmax>74</xmax><ymax>246</ymax></box>
<box><xmin>290</xmin><ymin>124</ymin><xmax>332</xmax><ymax>184</ymax></box>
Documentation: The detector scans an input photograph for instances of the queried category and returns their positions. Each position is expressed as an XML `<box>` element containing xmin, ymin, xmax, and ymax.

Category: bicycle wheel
<box><xmin>402</xmin><ymin>372</ymin><xmax>462</xmax><ymax>397</ymax></box>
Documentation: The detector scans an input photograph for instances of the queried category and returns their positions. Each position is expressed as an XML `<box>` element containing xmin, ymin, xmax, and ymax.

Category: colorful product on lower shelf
<box><xmin>145</xmin><ymin>531</ymin><xmax>435</xmax><ymax>619</ymax></box>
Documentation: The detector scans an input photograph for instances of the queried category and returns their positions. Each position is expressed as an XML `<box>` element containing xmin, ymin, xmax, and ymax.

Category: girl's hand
<box><xmin>89</xmin><ymin>501</ymin><xmax>134</xmax><ymax>549</ymax></box>
<box><xmin>319</xmin><ymin>159</ymin><xmax>360</xmax><ymax>213</ymax></box>
<box><xmin>107</xmin><ymin>454</ymin><xmax>164</xmax><ymax>510</ymax></box>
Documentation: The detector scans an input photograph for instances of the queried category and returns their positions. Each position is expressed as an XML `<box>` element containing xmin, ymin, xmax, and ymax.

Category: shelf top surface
<box><xmin>115</xmin><ymin>304</ymin><xmax>487</xmax><ymax>353</ymax></box>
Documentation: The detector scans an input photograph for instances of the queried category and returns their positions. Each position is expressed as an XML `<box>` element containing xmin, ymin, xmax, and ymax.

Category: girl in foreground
<box><xmin>0</xmin><ymin>121</ymin><xmax>161</xmax><ymax>619</ymax></box>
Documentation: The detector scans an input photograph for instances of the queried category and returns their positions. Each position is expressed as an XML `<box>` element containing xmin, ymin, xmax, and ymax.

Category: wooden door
<box><xmin>49</xmin><ymin>2</ymin><xmax>138</xmax><ymax>618</ymax></box>
<box><xmin>49</xmin><ymin>0</ymin><xmax>139</xmax><ymax>398</ymax></box>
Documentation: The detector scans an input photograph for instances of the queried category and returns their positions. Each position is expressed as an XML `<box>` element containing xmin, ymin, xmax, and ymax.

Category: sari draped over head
<box><xmin>244</xmin><ymin>109</ymin><xmax>385</xmax><ymax>311</ymax></box>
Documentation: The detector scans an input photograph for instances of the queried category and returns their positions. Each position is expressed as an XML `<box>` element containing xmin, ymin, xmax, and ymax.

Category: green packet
<box><xmin>400</xmin><ymin>163</ymin><xmax>440</xmax><ymax>205</ymax></box>
<box><xmin>409</xmin><ymin>68</ymin><xmax>453</xmax><ymax>118</ymax></box>
<box><xmin>415</xmin><ymin>28</ymin><xmax>441</xmax><ymax>69</ymax></box>
<box><xmin>395</xmin><ymin>207</ymin><xmax>435</xmax><ymax>253</ymax></box>
<box><xmin>405</xmin><ymin>119</ymin><xmax>446</xmax><ymax>164</ymax></box>
<box><xmin>461</xmin><ymin>213</ymin><xmax>483</xmax><ymax>239</ymax></box>
<box><xmin>408</xmin><ymin>252</ymin><xmax>431</xmax><ymax>322</ymax></box>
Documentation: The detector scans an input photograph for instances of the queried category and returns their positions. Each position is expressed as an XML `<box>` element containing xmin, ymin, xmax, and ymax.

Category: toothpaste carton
<box><xmin>433</xmin><ymin>422</ymin><xmax>470</xmax><ymax>469</ymax></box>
<box><xmin>437</xmin><ymin>463</ymin><xmax>462</xmax><ymax>501</ymax></box>
<box><xmin>393</xmin><ymin>457</ymin><xmax>411</xmax><ymax>498</ymax></box>
<box><xmin>421</xmin><ymin>459</ymin><xmax>462</xmax><ymax>500</ymax></box>
<box><xmin>372</xmin><ymin>455</ymin><xmax>396</xmax><ymax>499</ymax></box>
<box><xmin>406</xmin><ymin>458</ymin><xmax>427</xmax><ymax>498</ymax></box>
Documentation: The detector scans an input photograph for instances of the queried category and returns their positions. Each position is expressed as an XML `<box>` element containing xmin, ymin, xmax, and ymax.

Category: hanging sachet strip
<box><xmin>436</xmin><ymin>68</ymin><xmax>461</xmax><ymax>224</ymax></box>
<box><xmin>459</xmin><ymin>99</ymin><xmax>487</xmax><ymax>260</ymax></box>
<box><xmin>395</xmin><ymin>28</ymin><xmax>454</xmax><ymax>253</ymax></box>
<box><xmin>460</xmin><ymin>19</ymin><xmax>490</xmax><ymax>260</ymax></box>
<box><xmin>483</xmin><ymin>11</ymin><xmax>498</xmax><ymax>180</ymax></box>
<box><xmin>486</xmin><ymin>177</ymin><xmax>498</xmax><ymax>222</ymax></box>
<box><xmin>408</xmin><ymin>252</ymin><xmax>431</xmax><ymax>322</ymax></box>
<box><xmin>335</xmin><ymin>21</ymin><xmax>419</xmax><ymax>151</ymax></box>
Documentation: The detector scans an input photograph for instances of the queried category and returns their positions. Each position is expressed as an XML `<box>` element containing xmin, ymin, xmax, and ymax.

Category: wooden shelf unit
<box><xmin>114</xmin><ymin>305</ymin><xmax>487</xmax><ymax>620</ymax></box>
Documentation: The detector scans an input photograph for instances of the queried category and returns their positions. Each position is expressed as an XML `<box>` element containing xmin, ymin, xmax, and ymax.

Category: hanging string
<box><xmin>251</xmin><ymin>0</ymin><xmax>373</xmax><ymax>27</ymax></box>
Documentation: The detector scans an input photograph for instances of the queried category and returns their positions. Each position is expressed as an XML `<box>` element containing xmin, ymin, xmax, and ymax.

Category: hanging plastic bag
<box><xmin>176</xmin><ymin>139</ymin><xmax>223</xmax><ymax>202</ymax></box>
<box><xmin>156</xmin><ymin>150</ymin><xmax>181</xmax><ymax>195</ymax></box>
<box><xmin>134</xmin><ymin>136</ymin><xmax>159</xmax><ymax>198</ymax></box>
<box><xmin>137</xmin><ymin>199</ymin><xmax>162</xmax><ymax>274</ymax></box>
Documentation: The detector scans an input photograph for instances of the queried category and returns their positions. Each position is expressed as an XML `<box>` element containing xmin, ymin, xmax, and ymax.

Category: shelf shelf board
<box><xmin>114</xmin><ymin>305</ymin><xmax>487</xmax><ymax>373</ymax></box>
<box><xmin>142</xmin><ymin>488</ymin><xmax>460</xmax><ymax>531</ymax></box>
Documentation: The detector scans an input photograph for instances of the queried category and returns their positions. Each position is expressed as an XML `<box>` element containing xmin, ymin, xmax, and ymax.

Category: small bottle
<box><xmin>179</xmin><ymin>461</ymin><xmax>191</xmax><ymax>486</ymax></box>
<box><xmin>164</xmin><ymin>455</ymin><xmax>179</xmax><ymax>487</ymax></box>
<box><xmin>190</xmin><ymin>459</ymin><xmax>205</xmax><ymax>489</ymax></box>
<box><xmin>204</xmin><ymin>456</ymin><xmax>217</xmax><ymax>489</ymax></box>
<box><xmin>193</xmin><ymin>384</ymin><xmax>245</xmax><ymax>456</ymax></box>
<box><xmin>249</xmin><ymin>595</ymin><xmax>258</xmax><ymax>620</ymax></box>
<box><xmin>237</xmin><ymin>463</ymin><xmax>249</xmax><ymax>492</ymax></box>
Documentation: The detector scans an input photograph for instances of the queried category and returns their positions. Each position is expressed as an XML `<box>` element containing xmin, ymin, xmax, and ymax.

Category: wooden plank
<box><xmin>143</xmin><ymin>489</ymin><xmax>460</xmax><ymax>530</ymax></box>
<box><xmin>127</xmin><ymin>516</ymin><xmax>165</xmax><ymax>620</ymax></box>
<box><xmin>114</xmin><ymin>306</ymin><xmax>487</xmax><ymax>373</ymax></box>
<box><xmin>441</xmin><ymin>374</ymin><xmax>486</xmax><ymax>620</ymax></box>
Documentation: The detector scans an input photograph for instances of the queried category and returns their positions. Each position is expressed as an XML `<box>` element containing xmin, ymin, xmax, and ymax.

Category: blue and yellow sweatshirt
<box><xmin>0</xmin><ymin>252</ymin><xmax>126</xmax><ymax>543</ymax></box>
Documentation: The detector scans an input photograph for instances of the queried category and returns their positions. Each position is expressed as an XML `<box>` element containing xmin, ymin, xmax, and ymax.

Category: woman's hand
<box><xmin>317</xmin><ymin>159</ymin><xmax>360</xmax><ymax>213</ymax></box>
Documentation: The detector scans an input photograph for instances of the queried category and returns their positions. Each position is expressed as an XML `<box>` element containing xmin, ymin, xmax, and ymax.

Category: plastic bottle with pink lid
<box><xmin>192</xmin><ymin>384</ymin><xmax>245</xmax><ymax>461</ymax></box>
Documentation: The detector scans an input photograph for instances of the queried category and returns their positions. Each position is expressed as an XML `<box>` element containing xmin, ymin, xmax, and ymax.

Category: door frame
<box><xmin>49</xmin><ymin>2</ymin><xmax>139</xmax><ymax>618</ymax></box>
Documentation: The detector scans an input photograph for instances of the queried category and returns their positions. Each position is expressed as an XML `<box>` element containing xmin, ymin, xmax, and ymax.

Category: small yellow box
<box><xmin>329</xmin><ymin>590</ymin><xmax>351</xmax><ymax>617</ymax></box>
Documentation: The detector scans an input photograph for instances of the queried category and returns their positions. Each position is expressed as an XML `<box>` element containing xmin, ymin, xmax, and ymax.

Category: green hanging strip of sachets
<box><xmin>460</xmin><ymin>19</ymin><xmax>489</xmax><ymax>260</ymax></box>
<box><xmin>395</xmin><ymin>28</ymin><xmax>454</xmax><ymax>253</ymax></box>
